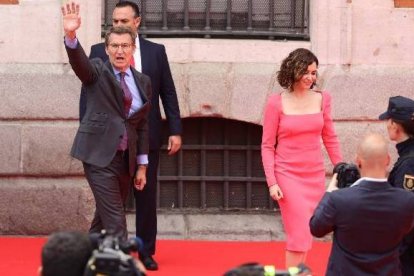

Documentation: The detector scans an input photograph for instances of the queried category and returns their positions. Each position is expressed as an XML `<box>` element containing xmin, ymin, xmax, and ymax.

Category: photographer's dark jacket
<box><xmin>310</xmin><ymin>178</ymin><xmax>414</xmax><ymax>276</ymax></box>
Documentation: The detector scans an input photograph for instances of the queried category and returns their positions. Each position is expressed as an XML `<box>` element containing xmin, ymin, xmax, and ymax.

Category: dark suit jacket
<box><xmin>66</xmin><ymin>42</ymin><xmax>152</xmax><ymax>176</ymax></box>
<box><xmin>310</xmin><ymin>179</ymin><xmax>414</xmax><ymax>276</ymax></box>
<box><xmin>81</xmin><ymin>36</ymin><xmax>182</xmax><ymax>150</ymax></box>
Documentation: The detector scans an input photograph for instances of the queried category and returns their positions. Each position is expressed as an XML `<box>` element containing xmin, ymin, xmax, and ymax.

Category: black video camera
<box><xmin>333</xmin><ymin>162</ymin><xmax>361</xmax><ymax>189</ymax></box>
<box><xmin>84</xmin><ymin>230</ymin><xmax>145</xmax><ymax>276</ymax></box>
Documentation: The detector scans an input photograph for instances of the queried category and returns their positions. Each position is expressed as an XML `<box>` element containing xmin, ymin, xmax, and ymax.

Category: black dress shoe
<box><xmin>140</xmin><ymin>255</ymin><xmax>159</xmax><ymax>271</ymax></box>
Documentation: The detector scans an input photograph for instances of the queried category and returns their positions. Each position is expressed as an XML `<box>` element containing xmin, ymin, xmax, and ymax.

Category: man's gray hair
<box><xmin>104</xmin><ymin>26</ymin><xmax>136</xmax><ymax>46</ymax></box>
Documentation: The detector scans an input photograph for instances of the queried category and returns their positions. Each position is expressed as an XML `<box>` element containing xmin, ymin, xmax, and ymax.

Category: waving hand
<box><xmin>61</xmin><ymin>1</ymin><xmax>81</xmax><ymax>38</ymax></box>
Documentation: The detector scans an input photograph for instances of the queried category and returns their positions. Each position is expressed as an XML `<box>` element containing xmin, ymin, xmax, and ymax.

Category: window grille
<box><xmin>103</xmin><ymin>0</ymin><xmax>309</xmax><ymax>40</ymax></box>
<box><xmin>157</xmin><ymin>118</ymin><xmax>277</xmax><ymax>210</ymax></box>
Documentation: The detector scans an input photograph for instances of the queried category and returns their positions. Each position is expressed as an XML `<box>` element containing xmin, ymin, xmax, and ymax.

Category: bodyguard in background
<box><xmin>310</xmin><ymin>133</ymin><xmax>414</xmax><ymax>276</ymax></box>
<box><xmin>379</xmin><ymin>96</ymin><xmax>414</xmax><ymax>275</ymax></box>
<box><xmin>79</xmin><ymin>0</ymin><xmax>182</xmax><ymax>270</ymax></box>
<box><xmin>62</xmin><ymin>2</ymin><xmax>151</xmax><ymax>240</ymax></box>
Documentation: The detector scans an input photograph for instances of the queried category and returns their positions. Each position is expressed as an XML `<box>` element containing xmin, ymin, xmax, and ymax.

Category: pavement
<box><xmin>126</xmin><ymin>210</ymin><xmax>285</xmax><ymax>241</ymax></box>
<box><xmin>126</xmin><ymin>210</ymin><xmax>333</xmax><ymax>242</ymax></box>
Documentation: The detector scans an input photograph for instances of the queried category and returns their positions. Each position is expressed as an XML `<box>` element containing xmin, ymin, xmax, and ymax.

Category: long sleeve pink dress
<box><xmin>261</xmin><ymin>91</ymin><xmax>342</xmax><ymax>251</ymax></box>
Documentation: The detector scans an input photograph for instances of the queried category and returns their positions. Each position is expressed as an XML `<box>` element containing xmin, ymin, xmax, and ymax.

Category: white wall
<box><xmin>311</xmin><ymin>0</ymin><xmax>414</xmax><ymax>65</ymax></box>
<box><xmin>0</xmin><ymin>0</ymin><xmax>101</xmax><ymax>63</ymax></box>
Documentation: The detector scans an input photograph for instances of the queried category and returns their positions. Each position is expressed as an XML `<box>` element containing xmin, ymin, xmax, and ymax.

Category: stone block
<box><xmin>170</xmin><ymin>63</ymin><xmax>189</xmax><ymax>118</ymax></box>
<box><xmin>152</xmin><ymin>38</ymin><xmax>310</xmax><ymax>64</ymax></box>
<box><xmin>21</xmin><ymin>122</ymin><xmax>83</xmax><ymax>175</ymax></box>
<box><xmin>323</xmin><ymin>66</ymin><xmax>414</xmax><ymax>120</ymax></box>
<box><xmin>322</xmin><ymin>121</ymin><xmax>396</xmax><ymax>173</ymax></box>
<box><xmin>0</xmin><ymin>0</ymin><xmax>101</xmax><ymax>64</ymax></box>
<box><xmin>0</xmin><ymin>124</ymin><xmax>21</xmax><ymax>174</ymax></box>
<box><xmin>351</xmin><ymin>3</ymin><xmax>414</xmax><ymax>65</ymax></box>
<box><xmin>187</xmin><ymin>213</ymin><xmax>284</xmax><ymax>241</ymax></box>
<box><xmin>127</xmin><ymin>213</ymin><xmax>187</xmax><ymax>240</ymax></box>
<box><xmin>185</xmin><ymin>39</ymin><xmax>309</xmax><ymax>64</ymax></box>
<box><xmin>186</xmin><ymin>63</ymin><xmax>231</xmax><ymax>118</ymax></box>
<box><xmin>183</xmin><ymin>62</ymin><xmax>283</xmax><ymax>121</ymax></box>
<box><xmin>0</xmin><ymin>64</ymin><xmax>81</xmax><ymax>119</ymax></box>
<box><xmin>230</xmin><ymin>64</ymin><xmax>281</xmax><ymax>124</ymax></box>
<box><xmin>127</xmin><ymin>212</ymin><xmax>290</xmax><ymax>241</ymax></box>
<box><xmin>157</xmin><ymin>213</ymin><xmax>187</xmax><ymax>239</ymax></box>
<box><xmin>0</xmin><ymin>178</ymin><xmax>94</xmax><ymax>235</ymax></box>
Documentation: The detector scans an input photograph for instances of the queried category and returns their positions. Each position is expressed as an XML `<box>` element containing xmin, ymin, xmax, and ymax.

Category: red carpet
<box><xmin>0</xmin><ymin>237</ymin><xmax>331</xmax><ymax>276</ymax></box>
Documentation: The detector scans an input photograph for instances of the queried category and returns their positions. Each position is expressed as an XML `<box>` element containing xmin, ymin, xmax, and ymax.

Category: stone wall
<box><xmin>1</xmin><ymin>60</ymin><xmax>412</xmax><ymax>235</ymax></box>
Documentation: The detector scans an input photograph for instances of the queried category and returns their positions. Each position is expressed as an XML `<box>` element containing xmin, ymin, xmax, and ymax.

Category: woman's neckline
<box><xmin>281</xmin><ymin>111</ymin><xmax>322</xmax><ymax>116</ymax></box>
<box><xmin>279</xmin><ymin>91</ymin><xmax>323</xmax><ymax>116</ymax></box>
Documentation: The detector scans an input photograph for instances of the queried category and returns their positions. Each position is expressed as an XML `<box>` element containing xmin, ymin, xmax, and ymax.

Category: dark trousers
<box><xmin>83</xmin><ymin>151</ymin><xmax>131</xmax><ymax>240</ymax></box>
<box><xmin>134</xmin><ymin>150</ymin><xmax>159</xmax><ymax>257</ymax></box>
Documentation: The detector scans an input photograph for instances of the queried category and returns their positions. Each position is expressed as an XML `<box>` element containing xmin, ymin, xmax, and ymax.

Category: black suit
<box><xmin>80</xmin><ymin>36</ymin><xmax>182</xmax><ymax>256</ymax></box>
<box><xmin>310</xmin><ymin>179</ymin><xmax>414</xmax><ymax>276</ymax></box>
<box><xmin>66</xmin><ymin>41</ymin><xmax>152</xmax><ymax>240</ymax></box>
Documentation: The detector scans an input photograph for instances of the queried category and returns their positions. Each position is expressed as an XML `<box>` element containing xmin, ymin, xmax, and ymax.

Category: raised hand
<box><xmin>61</xmin><ymin>1</ymin><xmax>81</xmax><ymax>37</ymax></box>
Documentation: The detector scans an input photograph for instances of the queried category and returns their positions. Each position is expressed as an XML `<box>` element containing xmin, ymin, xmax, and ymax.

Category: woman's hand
<box><xmin>269</xmin><ymin>184</ymin><xmax>283</xmax><ymax>201</ymax></box>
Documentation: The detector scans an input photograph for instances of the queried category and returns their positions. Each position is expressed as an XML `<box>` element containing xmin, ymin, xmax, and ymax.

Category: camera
<box><xmin>333</xmin><ymin>162</ymin><xmax>361</xmax><ymax>189</ymax></box>
<box><xmin>84</xmin><ymin>230</ymin><xmax>145</xmax><ymax>276</ymax></box>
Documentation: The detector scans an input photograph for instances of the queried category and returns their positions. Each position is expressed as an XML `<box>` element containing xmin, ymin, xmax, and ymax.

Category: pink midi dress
<box><xmin>261</xmin><ymin>91</ymin><xmax>342</xmax><ymax>251</ymax></box>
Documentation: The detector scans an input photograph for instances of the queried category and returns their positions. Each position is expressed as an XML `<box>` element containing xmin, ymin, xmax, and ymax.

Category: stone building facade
<box><xmin>0</xmin><ymin>0</ymin><xmax>413</xmax><ymax>237</ymax></box>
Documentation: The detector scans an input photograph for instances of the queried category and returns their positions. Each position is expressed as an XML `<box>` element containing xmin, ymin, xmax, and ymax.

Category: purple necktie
<box><xmin>120</xmin><ymin>72</ymin><xmax>133</xmax><ymax>116</ymax></box>
<box><xmin>118</xmin><ymin>72</ymin><xmax>133</xmax><ymax>151</ymax></box>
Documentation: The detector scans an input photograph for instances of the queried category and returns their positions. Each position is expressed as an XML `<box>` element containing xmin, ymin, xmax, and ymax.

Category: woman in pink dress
<box><xmin>261</xmin><ymin>48</ymin><xmax>343</xmax><ymax>268</ymax></box>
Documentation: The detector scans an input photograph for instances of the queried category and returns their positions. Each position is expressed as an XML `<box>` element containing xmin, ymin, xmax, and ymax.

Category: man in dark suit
<box><xmin>62</xmin><ymin>2</ymin><xmax>152</xmax><ymax>241</ymax></box>
<box><xmin>79</xmin><ymin>1</ymin><xmax>182</xmax><ymax>270</ymax></box>
<box><xmin>310</xmin><ymin>133</ymin><xmax>414</xmax><ymax>276</ymax></box>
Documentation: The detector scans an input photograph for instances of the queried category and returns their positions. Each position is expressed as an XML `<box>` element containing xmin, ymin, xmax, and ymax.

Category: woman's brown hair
<box><xmin>277</xmin><ymin>48</ymin><xmax>319</xmax><ymax>91</ymax></box>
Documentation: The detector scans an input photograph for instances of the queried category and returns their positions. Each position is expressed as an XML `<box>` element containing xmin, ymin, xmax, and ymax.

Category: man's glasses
<box><xmin>108</xmin><ymin>43</ymin><xmax>134</xmax><ymax>52</ymax></box>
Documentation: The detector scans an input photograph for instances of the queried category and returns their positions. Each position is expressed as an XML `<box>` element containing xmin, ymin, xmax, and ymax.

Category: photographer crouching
<box><xmin>310</xmin><ymin>133</ymin><xmax>414</xmax><ymax>275</ymax></box>
<box><xmin>39</xmin><ymin>230</ymin><xmax>146</xmax><ymax>276</ymax></box>
<box><xmin>40</xmin><ymin>231</ymin><xmax>93</xmax><ymax>276</ymax></box>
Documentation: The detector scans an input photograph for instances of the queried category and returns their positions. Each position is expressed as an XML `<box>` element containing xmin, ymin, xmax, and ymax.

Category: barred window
<box><xmin>103</xmin><ymin>0</ymin><xmax>309</xmax><ymax>40</ymax></box>
<box><xmin>157</xmin><ymin>118</ymin><xmax>277</xmax><ymax>210</ymax></box>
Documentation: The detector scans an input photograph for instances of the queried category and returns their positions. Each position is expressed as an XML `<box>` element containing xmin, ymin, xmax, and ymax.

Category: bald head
<box><xmin>356</xmin><ymin>133</ymin><xmax>390</xmax><ymax>177</ymax></box>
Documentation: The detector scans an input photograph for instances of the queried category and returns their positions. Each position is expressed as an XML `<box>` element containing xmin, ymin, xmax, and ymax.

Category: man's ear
<box><xmin>38</xmin><ymin>266</ymin><xmax>43</xmax><ymax>276</ymax></box>
<box><xmin>386</xmin><ymin>153</ymin><xmax>391</xmax><ymax>167</ymax></box>
<box><xmin>355</xmin><ymin>155</ymin><xmax>362</xmax><ymax>169</ymax></box>
<box><xmin>390</xmin><ymin>120</ymin><xmax>402</xmax><ymax>132</ymax></box>
<box><xmin>135</xmin><ymin>16</ymin><xmax>141</xmax><ymax>30</ymax></box>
